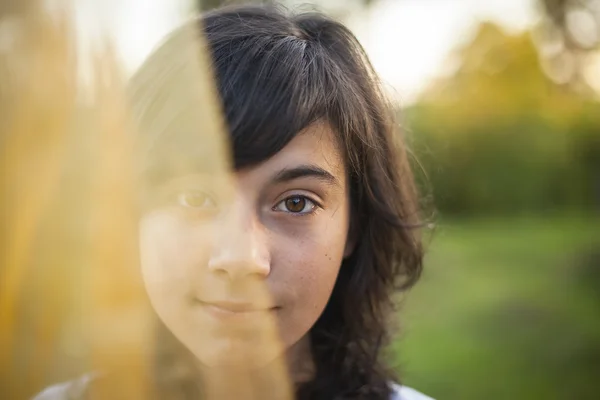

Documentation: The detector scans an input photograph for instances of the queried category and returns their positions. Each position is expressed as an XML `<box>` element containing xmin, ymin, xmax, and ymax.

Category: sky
<box><xmin>346</xmin><ymin>0</ymin><xmax>538</xmax><ymax>104</ymax></box>
<box><xmin>73</xmin><ymin>0</ymin><xmax>539</xmax><ymax>105</ymax></box>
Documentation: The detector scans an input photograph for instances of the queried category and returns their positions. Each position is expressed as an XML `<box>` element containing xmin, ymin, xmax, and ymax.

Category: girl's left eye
<box><xmin>273</xmin><ymin>195</ymin><xmax>318</xmax><ymax>215</ymax></box>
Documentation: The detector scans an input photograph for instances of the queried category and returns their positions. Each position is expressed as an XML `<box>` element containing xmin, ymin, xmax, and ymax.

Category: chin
<box><xmin>190</xmin><ymin>336</ymin><xmax>285</xmax><ymax>370</ymax></box>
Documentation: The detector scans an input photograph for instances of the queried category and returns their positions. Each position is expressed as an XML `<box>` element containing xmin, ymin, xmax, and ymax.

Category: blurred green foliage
<box><xmin>406</xmin><ymin>22</ymin><xmax>600</xmax><ymax>216</ymax></box>
<box><xmin>392</xmin><ymin>14</ymin><xmax>600</xmax><ymax>400</ymax></box>
<box><xmin>394</xmin><ymin>214</ymin><xmax>600</xmax><ymax>399</ymax></box>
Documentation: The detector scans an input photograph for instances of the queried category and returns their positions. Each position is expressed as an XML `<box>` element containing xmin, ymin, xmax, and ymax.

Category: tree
<box><xmin>408</xmin><ymin>22</ymin><xmax>600</xmax><ymax>215</ymax></box>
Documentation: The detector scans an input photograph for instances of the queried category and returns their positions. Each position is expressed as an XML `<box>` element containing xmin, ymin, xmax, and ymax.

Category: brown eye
<box><xmin>274</xmin><ymin>195</ymin><xmax>317</xmax><ymax>215</ymax></box>
<box><xmin>285</xmin><ymin>197</ymin><xmax>306</xmax><ymax>213</ymax></box>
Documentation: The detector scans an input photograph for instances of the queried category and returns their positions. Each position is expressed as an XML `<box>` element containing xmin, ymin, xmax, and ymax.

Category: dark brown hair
<box><xmin>130</xmin><ymin>4</ymin><xmax>424</xmax><ymax>399</ymax></box>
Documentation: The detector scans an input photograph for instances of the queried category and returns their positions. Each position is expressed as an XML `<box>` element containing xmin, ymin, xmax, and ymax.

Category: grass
<box><xmin>393</xmin><ymin>213</ymin><xmax>600</xmax><ymax>400</ymax></box>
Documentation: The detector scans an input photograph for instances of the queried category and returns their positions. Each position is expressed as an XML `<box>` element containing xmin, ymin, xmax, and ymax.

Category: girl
<box><xmin>36</xmin><ymin>4</ymin><xmax>432</xmax><ymax>400</ymax></box>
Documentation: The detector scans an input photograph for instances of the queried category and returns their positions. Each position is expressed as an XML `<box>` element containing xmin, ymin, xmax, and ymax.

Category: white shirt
<box><xmin>390</xmin><ymin>383</ymin><xmax>435</xmax><ymax>400</ymax></box>
<box><xmin>34</xmin><ymin>376</ymin><xmax>434</xmax><ymax>400</ymax></box>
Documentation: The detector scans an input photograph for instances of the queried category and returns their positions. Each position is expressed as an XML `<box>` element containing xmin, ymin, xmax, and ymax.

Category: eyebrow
<box><xmin>271</xmin><ymin>164</ymin><xmax>340</xmax><ymax>187</ymax></box>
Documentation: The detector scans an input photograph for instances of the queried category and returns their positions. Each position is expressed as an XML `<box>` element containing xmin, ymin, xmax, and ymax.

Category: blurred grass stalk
<box><xmin>0</xmin><ymin>1</ymin><xmax>151</xmax><ymax>398</ymax></box>
<box><xmin>0</xmin><ymin>1</ymin><xmax>294</xmax><ymax>399</ymax></box>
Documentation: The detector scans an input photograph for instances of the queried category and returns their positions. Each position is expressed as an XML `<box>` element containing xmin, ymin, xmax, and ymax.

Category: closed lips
<box><xmin>198</xmin><ymin>300</ymin><xmax>274</xmax><ymax>313</ymax></box>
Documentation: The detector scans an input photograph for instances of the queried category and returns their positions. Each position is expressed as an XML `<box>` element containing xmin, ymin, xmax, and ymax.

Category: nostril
<box><xmin>206</xmin><ymin>265</ymin><xmax>230</xmax><ymax>279</ymax></box>
<box><xmin>207</xmin><ymin>256</ymin><xmax>270</xmax><ymax>280</ymax></box>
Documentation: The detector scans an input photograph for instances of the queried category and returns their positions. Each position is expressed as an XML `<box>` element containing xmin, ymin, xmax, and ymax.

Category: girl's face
<box><xmin>139</xmin><ymin>122</ymin><xmax>353</xmax><ymax>369</ymax></box>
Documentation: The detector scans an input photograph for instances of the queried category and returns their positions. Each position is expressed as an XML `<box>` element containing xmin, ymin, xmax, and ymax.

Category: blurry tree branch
<box><xmin>536</xmin><ymin>0</ymin><xmax>600</xmax><ymax>89</ymax></box>
<box><xmin>539</xmin><ymin>0</ymin><xmax>600</xmax><ymax>50</ymax></box>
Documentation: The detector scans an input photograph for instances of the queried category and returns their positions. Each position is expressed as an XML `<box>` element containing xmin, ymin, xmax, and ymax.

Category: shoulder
<box><xmin>32</xmin><ymin>374</ymin><xmax>95</xmax><ymax>400</ymax></box>
<box><xmin>390</xmin><ymin>383</ymin><xmax>435</xmax><ymax>400</ymax></box>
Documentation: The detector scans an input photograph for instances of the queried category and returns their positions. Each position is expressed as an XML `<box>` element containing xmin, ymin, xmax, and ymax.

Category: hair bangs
<box><xmin>203</xmin><ymin>11</ymin><xmax>335</xmax><ymax>169</ymax></box>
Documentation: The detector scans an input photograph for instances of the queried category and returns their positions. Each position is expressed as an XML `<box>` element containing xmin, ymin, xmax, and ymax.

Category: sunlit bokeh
<box><xmin>1</xmin><ymin>1</ymin><xmax>291</xmax><ymax>399</ymax></box>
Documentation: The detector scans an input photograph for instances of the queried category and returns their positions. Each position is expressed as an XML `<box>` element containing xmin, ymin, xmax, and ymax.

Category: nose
<box><xmin>207</xmin><ymin>201</ymin><xmax>270</xmax><ymax>280</ymax></box>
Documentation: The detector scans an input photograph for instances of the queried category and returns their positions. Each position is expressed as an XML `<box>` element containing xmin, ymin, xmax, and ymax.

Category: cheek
<box><xmin>138</xmin><ymin>214</ymin><xmax>209</xmax><ymax>315</ymax></box>
<box><xmin>272</xmin><ymin>209</ymin><xmax>350</xmax><ymax>345</ymax></box>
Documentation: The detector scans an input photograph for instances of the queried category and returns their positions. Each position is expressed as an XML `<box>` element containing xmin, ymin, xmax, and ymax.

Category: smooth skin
<box><xmin>139</xmin><ymin>121</ymin><xmax>354</xmax><ymax>383</ymax></box>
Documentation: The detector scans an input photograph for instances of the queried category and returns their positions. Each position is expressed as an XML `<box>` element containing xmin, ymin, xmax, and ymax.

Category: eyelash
<box><xmin>272</xmin><ymin>195</ymin><xmax>321</xmax><ymax>216</ymax></box>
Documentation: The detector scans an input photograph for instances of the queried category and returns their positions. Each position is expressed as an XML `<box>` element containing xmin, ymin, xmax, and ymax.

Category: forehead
<box><xmin>236</xmin><ymin>122</ymin><xmax>346</xmax><ymax>184</ymax></box>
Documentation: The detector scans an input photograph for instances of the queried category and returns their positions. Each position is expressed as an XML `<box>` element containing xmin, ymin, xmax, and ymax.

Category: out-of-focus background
<box><xmin>44</xmin><ymin>0</ymin><xmax>600</xmax><ymax>398</ymax></box>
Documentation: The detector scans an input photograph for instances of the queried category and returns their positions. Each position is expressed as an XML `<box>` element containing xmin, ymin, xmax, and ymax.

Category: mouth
<box><xmin>195</xmin><ymin>299</ymin><xmax>278</xmax><ymax>318</ymax></box>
